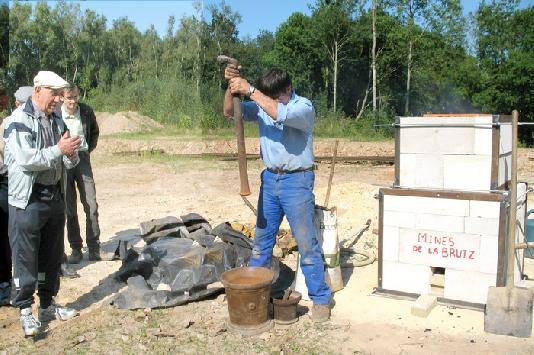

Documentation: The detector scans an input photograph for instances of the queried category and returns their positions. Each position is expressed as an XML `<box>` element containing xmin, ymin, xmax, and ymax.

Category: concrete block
<box><xmin>465</xmin><ymin>217</ymin><xmax>499</xmax><ymax>236</ymax></box>
<box><xmin>415</xmin><ymin>214</ymin><xmax>464</xmax><ymax>233</ymax></box>
<box><xmin>383</xmin><ymin>195</ymin><xmax>418</xmax><ymax>214</ymax></box>
<box><xmin>383</xmin><ymin>210</ymin><xmax>416</xmax><ymax>228</ymax></box>
<box><xmin>479</xmin><ymin>235</ymin><xmax>499</xmax><ymax>274</ymax></box>
<box><xmin>443</xmin><ymin>155</ymin><xmax>492</xmax><ymax>191</ymax></box>
<box><xmin>411</xmin><ymin>294</ymin><xmax>438</xmax><ymax>317</ymax></box>
<box><xmin>469</xmin><ymin>200</ymin><xmax>501</xmax><ymax>218</ymax></box>
<box><xmin>382</xmin><ymin>226</ymin><xmax>400</xmax><ymax>262</ymax></box>
<box><xmin>383</xmin><ymin>195</ymin><xmax>469</xmax><ymax>217</ymax></box>
<box><xmin>399</xmin><ymin>153</ymin><xmax>416</xmax><ymax>187</ymax></box>
<box><xmin>382</xmin><ymin>260</ymin><xmax>431</xmax><ymax>295</ymax></box>
<box><xmin>398</xmin><ymin>229</ymin><xmax>481</xmax><ymax>272</ymax></box>
<box><xmin>436</xmin><ymin>125</ymin><xmax>475</xmax><ymax>155</ymax></box>
<box><xmin>499</xmin><ymin>122</ymin><xmax>512</xmax><ymax>154</ymax></box>
<box><xmin>413</xmin><ymin>154</ymin><xmax>444</xmax><ymax>188</ymax></box>
<box><xmin>420</xmin><ymin>198</ymin><xmax>470</xmax><ymax>217</ymax></box>
<box><xmin>498</xmin><ymin>153</ymin><xmax>511</xmax><ymax>188</ymax></box>
<box><xmin>444</xmin><ymin>269</ymin><xmax>497</xmax><ymax>304</ymax></box>
<box><xmin>474</xmin><ymin>123</ymin><xmax>493</xmax><ymax>155</ymax></box>
<box><xmin>399</xmin><ymin>117</ymin><xmax>440</xmax><ymax>154</ymax></box>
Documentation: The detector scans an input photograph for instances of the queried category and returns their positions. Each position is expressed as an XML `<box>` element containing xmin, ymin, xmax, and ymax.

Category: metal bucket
<box><xmin>272</xmin><ymin>291</ymin><xmax>302</xmax><ymax>324</ymax></box>
<box><xmin>221</xmin><ymin>266</ymin><xmax>274</xmax><ymax>336</ymax></box>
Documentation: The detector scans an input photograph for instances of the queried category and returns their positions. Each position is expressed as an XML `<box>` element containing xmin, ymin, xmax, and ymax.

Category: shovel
<box><xmin>484</xmin><ymin>110</ymin><xmax>533</xmax><ymax>338</ymax></box>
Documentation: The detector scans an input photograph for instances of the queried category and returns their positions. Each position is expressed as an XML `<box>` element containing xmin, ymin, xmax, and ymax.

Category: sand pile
<box><xmin>96</xmin><ymin>111</ymin><xmax>163</xmax><ymax>135</ymax></box>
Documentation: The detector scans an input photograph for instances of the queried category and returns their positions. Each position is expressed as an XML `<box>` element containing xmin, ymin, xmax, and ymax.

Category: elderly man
<box><xmin>61</xmin><ymin>84</ymin><xmax>101</xmax><ymax>263</ymax></box>
<box><xmin>223</xmin><ymin>66</ymin><xmax>332</xmax><ymax>322</ymax></box>
<box><xmin>4</xmin><ymin>71</ymin><xmax>81</xmax><ymax>336</ymax></box>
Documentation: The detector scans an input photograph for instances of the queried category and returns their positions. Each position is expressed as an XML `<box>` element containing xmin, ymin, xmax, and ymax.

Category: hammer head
<box><xmin>217</xmin><ymin>55</ymin><xmax>239</xmax><ymax>66</ymax></box>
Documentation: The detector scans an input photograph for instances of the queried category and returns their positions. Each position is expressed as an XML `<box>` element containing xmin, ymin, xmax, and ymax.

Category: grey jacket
<box><xmin>3</xmin><ymin>100</ymin><xmax>79</xmax><ymax>209</ymax></box>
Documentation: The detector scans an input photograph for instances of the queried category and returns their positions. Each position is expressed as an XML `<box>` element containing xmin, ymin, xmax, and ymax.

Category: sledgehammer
<box><xmin>217</xmin><ymin>55</ymin><xmax>251</xmax><ymax>197</ymax></box>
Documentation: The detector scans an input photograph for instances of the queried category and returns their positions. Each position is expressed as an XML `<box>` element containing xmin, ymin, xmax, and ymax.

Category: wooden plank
<box><xmin>380</xmin><ymin>187</ymin><xmax>506</xmax><ymax>202</ymax></box>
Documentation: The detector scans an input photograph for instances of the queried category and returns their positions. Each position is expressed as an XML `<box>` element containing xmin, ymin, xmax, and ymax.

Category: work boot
<box><xmin>60</xmin><ymin>263</ymin><xmax>80</xmax><ymax>279</ymax></box>
<box><xmin>38</xmin><ymin>302</ymin><xmax>78</xmax><ymax>323</ymax></box>
<box><xmin>310</xmin><ymin>304</ymin><xmax>331</xmax><ymax>323</ymax></box>
<box><xmin>0</xmin><ymin>281</ymin><xmax>11</xmax><ymax>306</ymax></box>
<box><xmin>68</xmin><ymin>248</ymin><xmax>83</xmax><ymax>264</ymax></box>
<box><xmin>20</xmin><ymin>307</ymin><xmax>41</xmax><ymax>337</ymax></box>
<box><xmin>88</xmin><ymin>247</ymin><xmax>101</xmax><ymax>261</ymax></box>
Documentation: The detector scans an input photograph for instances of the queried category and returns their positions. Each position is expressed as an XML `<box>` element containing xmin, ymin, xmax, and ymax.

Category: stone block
<box><xmin>384</xmin><ymin>195</ymin><xmax>469</xmax><ymax>217</ymax></box>
<box><xmin>383</xmin><ymin>210</ymin><xmax>416</xmax><ymax>228</ymax></box>
<box><xmin>382</xmin><ymin>226</ymin><xmax>400</xmax><ymax>262</ymax></box>
<box><xmin>399</xmin><ymin>154</ymin><xmax>416</xmax><ymax>187</ymax></box>
<box><xmin>411</xmin><ymin>294</ymin><xmax>438</xmax><ymax>318</ymax></box>
<box><xmin>464</xmin><ymin>217</ymin><xmax>499</xmax><ymax>236</ymax></box>
<box><xmin>479</xmin><ymin>235</ymin><xmax>499</xmax><ymax>274</ymax></box>
<box><xmin>382</xmin><ymin>261</ymin><xmax>431</xmax><ymax>295</ymax></box>
<box><xmin>415</xmin><ymin>214</ymin><xmax>465</xmax><ymax>233</ymax></box>
<box><xmin>444</xmin><ymin>268</ymin><xmax>497</xmax><ymax>304</ymax></box>
<box><xmin>443</xmin><ymin>155</ymin><xmax>492</xmax><ymax>191</ymax></box>
<box><xmin>413</xmin><ymin>154</ymin><xmax>444</xmax><ymax>188</ymax></box>
<box><xmin>469</xmin><ymin>200</ymin><xmax>501</xmax><ymax>218</ymax></box>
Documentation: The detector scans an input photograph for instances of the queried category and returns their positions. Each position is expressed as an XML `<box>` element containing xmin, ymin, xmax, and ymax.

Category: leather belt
<box><xmin>266</xmin><ymin>167</ymin><xmax>314</xmax><ymax>174</ymax></box>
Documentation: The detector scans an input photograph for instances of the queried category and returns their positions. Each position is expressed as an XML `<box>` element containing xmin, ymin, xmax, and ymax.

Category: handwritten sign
<box><xmin>398</xmin><ymin>229</ymin><xmax>481</xmax><ymax>271</ymax></box>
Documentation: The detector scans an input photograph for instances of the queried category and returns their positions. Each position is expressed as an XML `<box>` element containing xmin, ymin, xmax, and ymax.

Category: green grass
<box><xmin>101</xmin><ymin>115</ymin><xmax>394</xmax><ymax>142</ymax></box>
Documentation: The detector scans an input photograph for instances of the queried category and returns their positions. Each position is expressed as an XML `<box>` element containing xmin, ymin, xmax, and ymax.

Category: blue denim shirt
<box><xmin>241</xmin><ymin>92</ymin><xmax>315</xmax><ymax>171</ymax></box>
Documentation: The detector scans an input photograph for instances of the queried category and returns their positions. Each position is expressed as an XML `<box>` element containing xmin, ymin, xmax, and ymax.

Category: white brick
<box><xmin>474</xmin><ymin>121</ymin><xmax>493</xmax><ymax>155</ymax></box>
<box><xmin>384</xmin><ymin>195</ymin><xmax>469</xmax><ymax>217</ymax></box>
<box><xmin>383</xmin><ymin>195</ymin><xmax>419</xmax><ymax>214</ymax></box>
<box><xmin>444</xmin><ymin>269</ymin><xmax>497</xmax><ymax>304</ymax></box>
<box><xmin>400</xmin><ymin>128</ymin><xmax>439</xmax><ymax>154</ymax></box>
<box><xmin>469</xmin><ymin>201</ymin><xmax>501</xmax><ymax>218</ymax></box>
<box><xmin>413</xmin><ymin>154</ymin><xmax>444</xmax><ymax>188</ymax></box>
<box><xmin>500</xmin><ymin>122</ymin><xmax>512</xmax><ymax>154</ymax></box>
<box><xmin>382</xmin><ymin>261</ymin><xmax>431</xmax><ymax>295</ymax></box>
<box><xmin>464</xmin><ymin>217</ymin><xmax>499</xmax><ymax>236</ymax></box>
<box><xmin>479</xmin><ymin>235</ymin><xmax>499</xmax><ymax>274</ymax></box>
<box><xmin>399</xmin><ymin>154</ymin><xmax>416</xmax><ymax>187</ymax></box>
<box><xmin>382</xmin><ymin>226</ymin><xmax>400</xmax><ymax>262</ymax></box>
<box><xmin>498</xmin><ymin>154</ymin><xmax>511</xmax><ymax>188</ymax></box>
<box><xmin>383</xmin><ymin>211</ymin><xmax>416</xmax><ymax>228</ymax></box>
<box><xmin>415</xmin><ymin>214</ymin><xmax>464</xmax><ymax>233</ymax></box>
<box><xmin>398</xmin><ymin>229</ymin><xmax>481</xmax><ymax>271</ymax></box>
<box><xmin>443</xmin><ymin>155</ymin><xmax>492</xmax><ymax>191</ymax></box>
<box><xmin>435</xmin><ymin>126</ymin><xmax>476</xmax><ymax>155</ymax></box>
<box><xmin>420</xmin><ymin>198</ymin><xmax>469</xmax><ymax>217</ymax></box>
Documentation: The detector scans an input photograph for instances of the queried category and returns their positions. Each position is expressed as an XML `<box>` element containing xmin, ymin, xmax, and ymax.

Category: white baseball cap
<box><xmin>33</xmin><ymin>71</ymin><xmax>69</xmax><ymax>89</ymax></box>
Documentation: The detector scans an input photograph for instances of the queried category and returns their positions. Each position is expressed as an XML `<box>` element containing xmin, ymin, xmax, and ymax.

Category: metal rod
<box><xmin>507</xmin><ymin>110</ymin><xmax>518</xmax><ymax>288</ymax></box>
<box><xmin>241</xmin><ymin>195</ymin><xmax>257</xmax><ymax>216</ymax></box>
<box><xmin>373</xmin><ymin>122</ymin><xmax>534</xmax><ymax>128</ymax></box>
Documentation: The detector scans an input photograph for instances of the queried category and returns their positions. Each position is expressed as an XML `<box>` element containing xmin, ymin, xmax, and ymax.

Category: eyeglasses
<box><xmin>43</xmin><ymin>87</ymin><xmax>64</xmax><ymax>97</ymax></box>
<box><xmin>63</xmin><ymin>95</ymin><xmax>79</xmax><ymax>102</ymax></box>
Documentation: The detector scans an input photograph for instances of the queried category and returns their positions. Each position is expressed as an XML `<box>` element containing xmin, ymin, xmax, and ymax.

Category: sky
<box><xmin>14</xmin><ymin>0</ymin><xmax>534</xmax><ymax>39</ymax></box>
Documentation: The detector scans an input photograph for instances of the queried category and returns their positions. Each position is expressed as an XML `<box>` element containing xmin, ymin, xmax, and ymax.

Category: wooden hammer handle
<box><xmin>233</xmin><ymin>95</ymin><xmax>251</xmax><ymax>196</ymax></box>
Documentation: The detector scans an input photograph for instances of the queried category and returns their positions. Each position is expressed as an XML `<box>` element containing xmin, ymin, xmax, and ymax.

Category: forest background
<box><xmin>0</xmin><ymin>0</ymin><xmax>532</xmax><ymax>142</ymax></box>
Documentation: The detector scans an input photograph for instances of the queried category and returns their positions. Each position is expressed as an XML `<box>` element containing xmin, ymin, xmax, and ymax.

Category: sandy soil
<box><xmin>1</xmin><ymin>135</ymin><xmax>534</xmax><ymax>354</ymax></box>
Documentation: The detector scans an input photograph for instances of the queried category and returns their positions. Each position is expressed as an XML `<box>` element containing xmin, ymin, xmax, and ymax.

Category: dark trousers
<box><xmin>66</xmin><ymin>151</ymin><xmax>100</xmax><ymax>250</ymax></box>
<box><xmin>9</xmin><ymin>184</ymin><xmax>65</xmax><ymax>309</ymax></box>
<box><xmin>0</xmin><ymin>176</ymin><xmax>10</xmax><ymax>284</ymax></box>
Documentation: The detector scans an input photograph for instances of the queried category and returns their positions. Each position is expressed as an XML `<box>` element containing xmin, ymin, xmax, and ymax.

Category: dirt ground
<box><xmin>1</xmin><ymin>131</ymin><xmax>534</xmax><ymax>354</ymax></box>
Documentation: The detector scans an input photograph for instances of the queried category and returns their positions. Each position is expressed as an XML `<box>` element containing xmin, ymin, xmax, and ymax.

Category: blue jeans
<box><xmin>250</xmin><ymin>169</ymin><xmax>331</xmax><ymax>304</ymax></box>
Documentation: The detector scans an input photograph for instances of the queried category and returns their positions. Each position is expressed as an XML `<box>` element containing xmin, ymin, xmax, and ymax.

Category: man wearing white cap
<box><xmin>3</xmin><ymin>71</ymin><xmax>81</xmax><ymax>336</ymax></box>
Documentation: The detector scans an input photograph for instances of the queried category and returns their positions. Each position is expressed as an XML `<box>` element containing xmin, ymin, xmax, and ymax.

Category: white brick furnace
<box><xmin>395</xmin><ymin>114</ymin><xmax>512</xmax><ymax>191</ymax></box>
<box><xmin>378</xmin><ymin>113</ymin><xmax>525</xmax><ymax>307</ymax></box>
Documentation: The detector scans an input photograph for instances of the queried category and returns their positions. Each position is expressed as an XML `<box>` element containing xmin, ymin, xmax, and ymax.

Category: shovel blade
<box><xmin>484</xmin><ymin>286</ymin><xmax>533</xmax><ymax>338</ymax></box>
